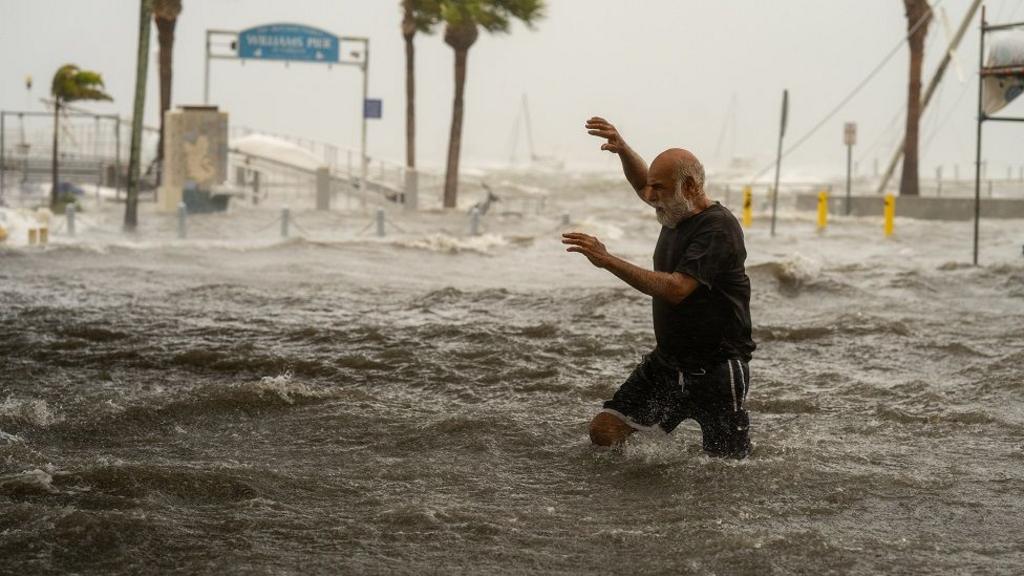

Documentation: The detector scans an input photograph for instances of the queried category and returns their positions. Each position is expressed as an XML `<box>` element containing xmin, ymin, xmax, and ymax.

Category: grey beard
<box><xmin>655</xmin><ymin>195</ymin><xmax>694</xmax><ymax>228</ymax></box>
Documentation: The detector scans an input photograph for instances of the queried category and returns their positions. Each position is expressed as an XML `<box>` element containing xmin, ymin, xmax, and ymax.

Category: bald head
<box><xmin>650</xmin><ymin>148</ymin><xmax>705</xmax><ymax>197</ymax></box>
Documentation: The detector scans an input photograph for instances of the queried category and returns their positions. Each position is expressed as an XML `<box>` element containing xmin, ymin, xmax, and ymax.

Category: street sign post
<box><xmin>770</xmin><ymin>89</ymin><xmax>789</xmax><ymax>237</ymax></box>
<box><xmin>844</xmin><ymin>122</ymin><xmax>857</xmax><ymax>215</ymax></box>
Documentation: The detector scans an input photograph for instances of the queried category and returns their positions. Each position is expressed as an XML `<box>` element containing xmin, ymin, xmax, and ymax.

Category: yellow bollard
<box><xmin>817</xmin><ymin>189</ymin><xmax>829</xmax><ymax>232</ymax></box>
<box><xmin>884</xmin><ymin>194</ymin><xmax>895</xmax><ymax>237</ymax></box>
<box><xmin>39</xmin><ymin>227</ymin><xmax>49</xmax><ymax>245</ymax></box>
<box><xmin>28</xmin><ymin>228</ymin><xmax>38</xmax><ymax>245</ymax></box>
<box><xmin>0</xmin><ymin>225</ymin><xmax>8</xmax><ymax>244</ymax></box>
<box><xmin>742</xmin><ymin>186</ymin><xmax>753</xmax><ymax>228</ymax></box>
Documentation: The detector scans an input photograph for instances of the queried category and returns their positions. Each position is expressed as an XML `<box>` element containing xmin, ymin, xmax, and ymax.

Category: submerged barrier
<box><xmin>742</xmin><ymin>187</ymin><xmax>753</xmax><ymax>228</ymax></box>
<box><xmin>884</xmin><ymin>194</ymin><xmax>895</xmax><ymax>237</ymax></box>
<box><xmin>817</xmin><ymin>190</ymin><xmax>828</xmax><ymax>232</ymax></box>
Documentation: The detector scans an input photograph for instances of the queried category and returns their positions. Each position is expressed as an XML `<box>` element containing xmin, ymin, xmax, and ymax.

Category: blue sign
<box><xmin>364</xmin><ymin>99</ymin><xmax>382</xmax><ymax>119</ymax></box>
<box><xmin>238</xmin><ymin>24</ymin><xmax>339</xmax><ymax>63</ymax></box>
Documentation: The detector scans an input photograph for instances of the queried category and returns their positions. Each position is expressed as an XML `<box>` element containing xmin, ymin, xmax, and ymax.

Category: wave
<box><xmin>396</xmin><ymin>232</ymin><xmax>509</xmax><ymax>254</ymax></box>
<box><xmin>0</xmin><ymin>397</ymin><xmax>63</xmax><ymax>428</ymax></box>
<box><xmin>755</xmin><ymin>313</ymin><xmax>912</xmax><ymax>341</ymax></box>
<box><xmin>748</xmin><ymin>254</ymin><xmax>855</xmax><ymax>296</ymax></box>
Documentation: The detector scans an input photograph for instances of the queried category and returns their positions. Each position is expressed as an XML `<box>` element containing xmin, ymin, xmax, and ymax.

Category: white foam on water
<box><xmin>251</xmin><ymin>372</ymin><xmax>327</xmax><ymax>404</ymax></box>
<box><xmin>566</xmin><ymin>218</ymin><xmax>625</xmax><ymax>240</ymax></box>
<box><xmin>398</xmin><ymin>233</ymin><xmax>508</xmax><ymax>254</ymax></box>
<box><xmin>0</xmin><ymin>397</ymin><xmax>64</xmax><ymax>427</ymax></box>
<box><xmin>0</xmin><ymin>468</ymin><xmax>58</xmax><ymax>493</ymax></box>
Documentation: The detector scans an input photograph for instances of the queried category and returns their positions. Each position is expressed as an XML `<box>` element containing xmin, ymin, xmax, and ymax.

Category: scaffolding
<box><xmin>973</xmin><ymin>7</ymin><xmax>1024</xmax><ymax>265</ymax></box>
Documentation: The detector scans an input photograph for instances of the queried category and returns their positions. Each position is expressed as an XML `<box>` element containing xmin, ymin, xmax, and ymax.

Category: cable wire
<box><xmin>746</xmin><ymin>0</ymin><xmax>947</xmax><ymax>183</ymax></box>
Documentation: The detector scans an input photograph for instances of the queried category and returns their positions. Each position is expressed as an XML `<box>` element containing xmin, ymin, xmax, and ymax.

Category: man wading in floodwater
<box><xmin>562</xmin><ymin>117</ymin><xmax>755</xmax><ymax>458</ymax></box>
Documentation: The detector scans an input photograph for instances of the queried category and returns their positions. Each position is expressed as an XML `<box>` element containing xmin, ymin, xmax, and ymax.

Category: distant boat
<box><xmin>507</xmin><ymin>94</ymin><xmax>564</xmax><ymax>171</ymax></box>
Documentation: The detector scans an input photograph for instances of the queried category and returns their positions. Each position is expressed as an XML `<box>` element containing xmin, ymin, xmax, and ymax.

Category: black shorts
<box><xmin>601</xmin><ymin>351</ymin><xmax>752</xmax><ymax>458</ymax></box>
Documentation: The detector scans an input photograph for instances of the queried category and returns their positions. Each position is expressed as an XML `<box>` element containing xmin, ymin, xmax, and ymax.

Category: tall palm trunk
<box><xmin>125</xmin><ymin>0</ymin><xmax>153</xmax><ymax>231</ymax></box>
<box><xmin>155</xmin><ymin>13</ymin><xmax>177</xmax><ymax>183</ymax></box>
<box><xmin>402</xmin><ymin>2</ymin><xmax>416</xmax><ymax>170</ymax></box>
<box><xmin>899</xmin><ymin>0</ymin><xmax>931</xmax><ymax>197</ymax></box>
<box><xmin>443</xmin><ymin>22</ymin><xmax>478</xmax><ymax>209</ymax></box>
<box><xmin>50</xmin><ymin>100</ymin><xmax>60</xmax><ymax>210</ymax></box>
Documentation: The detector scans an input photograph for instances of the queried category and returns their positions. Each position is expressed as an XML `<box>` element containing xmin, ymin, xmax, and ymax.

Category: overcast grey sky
<box><xmin>2</xmin><ymin>0</ymin><xmax>1022</xmax><ymax>177</ymax></box>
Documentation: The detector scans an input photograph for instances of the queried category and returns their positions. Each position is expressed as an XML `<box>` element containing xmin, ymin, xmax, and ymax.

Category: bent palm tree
<box><xmin>50</xmin><ymin>65</ymin><xmax>112</xmax><ymax>211</ymax></box>
<box><xmin>899</xmin><ymin>0</ymin><xmax>932</xmax><ymax>197</ymax></box>
<box><xmin>154</xmin><ymin>0</ymin><xmax>183</xmax><ymax>183</ymax></box>
<box><xmin>440</xmin><ymin>0</ymin><xmax>545</xmax><ymax>208</ymax></box>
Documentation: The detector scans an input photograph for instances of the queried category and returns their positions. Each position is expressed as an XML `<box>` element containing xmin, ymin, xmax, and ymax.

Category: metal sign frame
<box><xmin>973</xmin><ymin>6</ymin><xmax>1024</xmax><ymax>265</ymax></box>
<box><xmin>203</xmin><ymin>25</ymin><xmax>372</xmax><ymax>193</ymax></box>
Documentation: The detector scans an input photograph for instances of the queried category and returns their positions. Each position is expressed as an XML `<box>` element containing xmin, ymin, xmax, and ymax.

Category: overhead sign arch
<box><xmin>203</xmin><ymin>23</ymin><xmax>373</xmax><ymax>192</ymax></box>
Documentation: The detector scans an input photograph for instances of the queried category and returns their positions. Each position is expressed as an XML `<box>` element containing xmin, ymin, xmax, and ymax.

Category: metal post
<box><xmin>973</xmin><ymin>6</ymin><xmax>985</xmax><ymax>266</ymax></box>
<box><xmin>376</xmin><ymin>207</ymin><xmax>385</xmax><ymax>237</ymax></box>
<box><xmin>770</xmin><ymin>89</ymin><xmax>788</xmax><ymax>237</ymax></box>
<box><xmin>177</xmin><ymin>202</ymin><xmax>187</xmax><ymax>239</ymax></box>
<box><xmin>67</xmin><ymin>203</ymin><xmax>76</xmax><ymax>236</ymax></box>
<box><xmin>114</xmin><ymin>117</ymin><xmax>122</xmax><ymax>199</ymax></box>
<box><xmin>0</xmin><ymin>113</ymin><xmax>5</xmax><ymax>200</ymax></box>
<box><xmin>281</xmin><ymin>207</ymin><xmax>289</xmax><ymax>238</ymax></box>
<box><xmin>561</xmin><ymin>213</ymin><xmax>570</xmax><ymax>226</ymax></box>
<box><xmin>937</xmin><ymin>165</ymin><xmax>943</xmax><ymax>196</ymax></box>
<box><xmin>360</xmin><ymin>41</ymin><xmax>370</xmax><ymax>207</ymax></box>
<box><xmin>845</xmin><ymin>142</ymin><xmax>853</xmax><ymax>215</ymax></box>
<box><xmin>203</xmin><ymin>30</ymin><xmax>211</xmax><ymax>105</ymax></box>
<box><xmin>470</xmin><ymin>206</ymin><xmax>480</xmax><ymax>236</ymax></box>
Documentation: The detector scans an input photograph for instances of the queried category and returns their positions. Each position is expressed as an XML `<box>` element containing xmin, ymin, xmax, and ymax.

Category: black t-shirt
<box><xmin>652</xmin><ymin>202</ymin><xmax>755</xmax><ymax>367</ymax></box>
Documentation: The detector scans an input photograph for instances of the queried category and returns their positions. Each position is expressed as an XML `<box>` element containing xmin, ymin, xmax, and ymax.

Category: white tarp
<box><xmin>229</xmin><ymin>134</ymin><xmax>325</xmax><ymax>172</ymax></box>
<box><xmin>983</xmin><ymin>31</ymin><xmax>1024</xmax><ymax>115</ymax></box>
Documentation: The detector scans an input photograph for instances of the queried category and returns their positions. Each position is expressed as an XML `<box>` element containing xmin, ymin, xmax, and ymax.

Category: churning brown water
<box><xmin>2</xmin><ymin>173</ymin><xmax>1023</xmax><ymax>575</ymax></box>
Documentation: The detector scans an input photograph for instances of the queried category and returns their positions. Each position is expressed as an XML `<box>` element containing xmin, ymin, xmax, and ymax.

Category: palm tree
<box><xmin>402</xmin><ymin>1</ymin><xmax>441</xmax><ymax>176</ymax></box>
<box><xmin>439</xmin><ymin>0</ymin><xmax>545</xmax><ymax>208</ymax></box>
<box><xmin>50</xmin><ymin>65</ymin><xmax>112</xmax><ymax>211</ymax></box>
<box><xmin>899</xmin><ymin>0</ymin><xmax>932</xmax><ymax>197</ymax></box>
<box><xmin>125</xmin><ymin>0</ymin><xmax>154</xmax><ymax>231</ymax></box>
<box><xmin>154</xmin><ymin>0</ymin><xmax>182</xmax><ymax>183</ymax></box>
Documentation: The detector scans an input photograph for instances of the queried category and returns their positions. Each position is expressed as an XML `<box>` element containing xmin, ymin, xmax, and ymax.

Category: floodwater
<box><xmin>2</xmin><ymin>173</ymin><xmax>1023</xmax><ymax>575</ymax></box>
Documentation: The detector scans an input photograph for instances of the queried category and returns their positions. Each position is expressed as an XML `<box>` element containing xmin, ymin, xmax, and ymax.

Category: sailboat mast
<box><xmin>522</xmin><ymin>94</ymin><xmax>538</xmax><ymax>161</ymax></box>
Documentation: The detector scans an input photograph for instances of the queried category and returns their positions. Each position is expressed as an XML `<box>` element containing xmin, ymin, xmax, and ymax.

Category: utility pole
<box><xmin>125</xmin><ymin>0</ymin><xmax>153</xmax><ymax>231</ymax></box>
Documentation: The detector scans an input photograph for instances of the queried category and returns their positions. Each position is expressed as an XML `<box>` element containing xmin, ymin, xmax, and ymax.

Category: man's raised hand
<box><xmin>562</xmin><ymin>232</ymin><xmax>610</xmax><ymax>268</ymax></box>
<box><xmin>586</xmin><ymin>117</ymin><xmax>626</xmax><ymax>154</ymax></box>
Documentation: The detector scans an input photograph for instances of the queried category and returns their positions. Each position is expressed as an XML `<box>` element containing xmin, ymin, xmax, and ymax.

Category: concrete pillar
<box><xmin>66</xmin><ymin>203</ymin><xmax>76</xmax><ymax>237</ymax></box>
<box><xmin>316</xmin><ymin>167</ymin><xmax>331</xmax><ymax>211</ymax></box>
<box><xmin>281</xmin><ymin>207</ymin><xmax>290</xmax><ymax>238</ymax></box>
<box><xmin>376</xmin><ymin>208</ymin><xmax>385</xmax><ymax>237</ymax></box>
<box><xmin>177</xmin><ymin>202</ymin><xmax>187</xmax><ymax>239</ymax></box>
<box><xmin>469</xmin><ymin>207</ymin><xmax>480</xmax><ymax>236</ymax></box>
<box><xmin>404</xmin><ymin>169</ymin><xmax>418</xmax><ymax>211</ymax></box>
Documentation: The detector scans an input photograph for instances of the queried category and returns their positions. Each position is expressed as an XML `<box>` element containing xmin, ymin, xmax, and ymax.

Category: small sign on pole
<box><xmin>844</xmin><ymin>122</ymin><xmax>858</xmax><ymax>146</ymax></box>
<box><xmin>364</xmin><ymin>99</ymin><xmax>382</xmax><ymax>119</ymax></box>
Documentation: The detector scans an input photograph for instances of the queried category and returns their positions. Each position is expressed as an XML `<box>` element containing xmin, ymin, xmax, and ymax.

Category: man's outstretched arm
<box><xmin>562</xmin><ymin>232</ymin><xmax>699</xmax><ymax>305</ymax></box>
<box><xmin>586</xmin><ymin>117</ymin><xmax>647</xmax><ymax>195</ymax></box>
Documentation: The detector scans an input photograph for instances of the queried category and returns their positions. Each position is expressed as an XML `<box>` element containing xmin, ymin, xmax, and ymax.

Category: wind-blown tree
<box><xmin>154</xmin><ymin>0</ymin><xmax>182</xmax><ymax>183</ymax></box>
<box><xmin>439</xmin><ymin>0</ymin><xmax>545</xmax><ymax>208</ymax></box>
<box><xmin>899</xmin><ymin>0</ymin><xmax>932</xmax><ymax>197</ymax></box>
<box><xmin>50</xmin><ymin>65</ymin><xmax>112</xmax><ymax>211</ymax></box>
<box><xmin>402</xmin><ymin>1</ymin><xmax>442</xmax><ymax>176</ymax></box>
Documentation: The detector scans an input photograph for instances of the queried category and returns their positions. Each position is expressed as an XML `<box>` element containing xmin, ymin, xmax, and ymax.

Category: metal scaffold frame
<box><xmin>973</xmin><ymin>6</ymin><xmax>1024</xmax><ymax>265</ymax></box>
